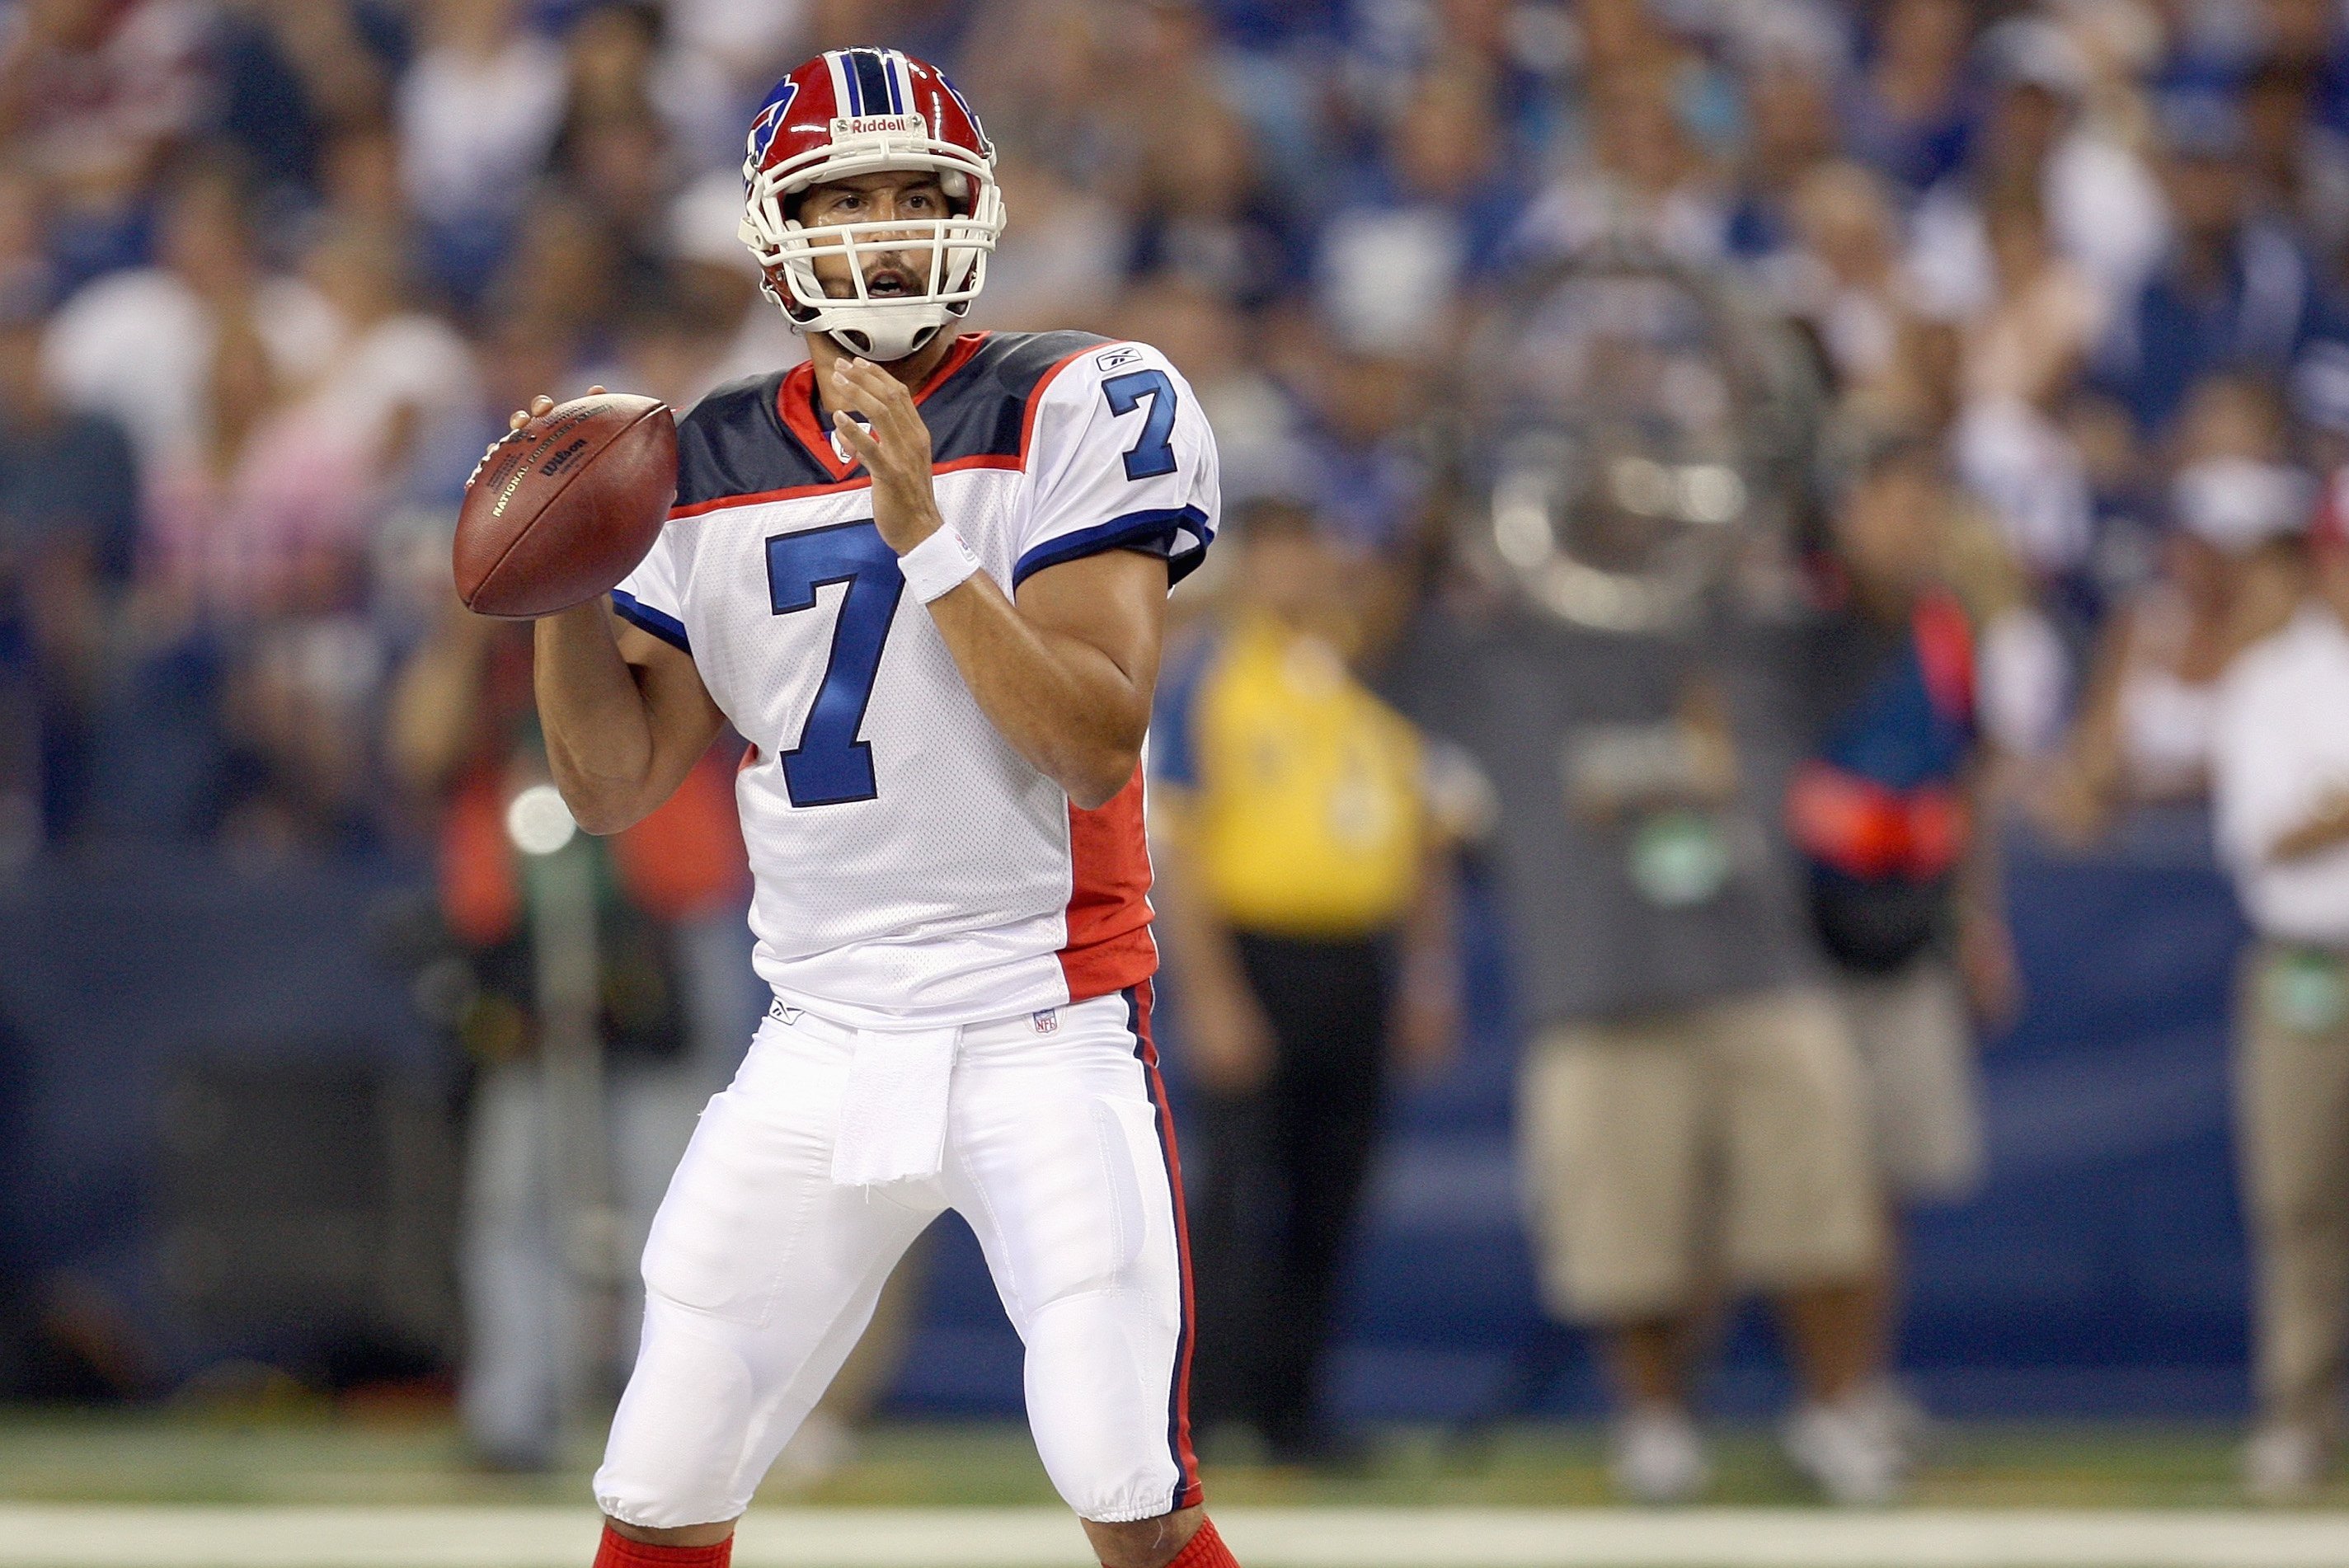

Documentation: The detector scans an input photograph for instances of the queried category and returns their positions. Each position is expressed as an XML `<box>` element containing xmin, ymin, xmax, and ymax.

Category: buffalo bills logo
<box><xmin>744</xmin><ymin>80</ymin><xmax>800</xmax><ymax>178</ymax></box>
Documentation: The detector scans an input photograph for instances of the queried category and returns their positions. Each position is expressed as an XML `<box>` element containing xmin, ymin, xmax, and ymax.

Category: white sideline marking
<box><xmin>0</xmin><ymin>1506</ymin><xmax>2346</xmax><ymax>1567</ymax></box>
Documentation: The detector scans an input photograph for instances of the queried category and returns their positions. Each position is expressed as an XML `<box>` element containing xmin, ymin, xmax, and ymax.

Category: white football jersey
<box><xmin>612</xmin><ymin>331</ymin><xmax>1218</xmax><ymax>1029</ymax></box>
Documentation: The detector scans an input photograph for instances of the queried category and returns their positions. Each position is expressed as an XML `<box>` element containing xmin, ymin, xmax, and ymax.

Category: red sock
<box><xmin>592</xmin><ymin>1523</ymin><xmax>733</xmax><ymax>1568</ymax></box>
<box><xmin>1160</xmin><ymin>1517</ymin><xmax>1239</xmax><ymax>1568</ymax></box>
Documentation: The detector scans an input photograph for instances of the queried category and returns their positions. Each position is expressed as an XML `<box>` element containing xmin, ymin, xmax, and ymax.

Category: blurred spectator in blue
<box><xmin>2040</xmin><ymin>373</ymin><xmax>2310</xmax><ymax>843</ymax></box>
<box><xmin>1948</xmin><ymin>190</ymin><xmax>2105</xmax><ymax>587</ymax></box>
<box><xmin>2212</xmin><ymin>461</ymin><xmax>2349</xmax><ymax>1503</ymax></box>
<box><xmin>1151</xmin><ymin>495</ymin><xmax>1457</xmax><ymax>1465</ymax></box>
<box><xmin>1839</xmin><ymin>0</ymin><xmax>1977</xmax><ymax>194</ymax></box>
<box><xmin>44</xmin><ymin>145</ymin><xmax>338</xmax><ymax>476</ymax></box>
<box><xmin>1768</xmin><ymin>160</ymin><xmax>1922</xmax><ymax>412</ymax></box>
<box><xmin>1318</xmin><ymin>63</ymin><xmax>1516</xmax><ymax>354</ymax></box>
<box><xmin>1520</xmin><ymin>49</ymin><xmax>1727</xmax><ymax>265</ymax></box>
<box><xmin>113</xmin><ymin>295</ymin><xmax>381</xmax><ymax>849</ymax></box>
<box><xmin>1788</xmin><ymin>429</ymin><xmax>2019</xmax><ymax>1456</ymax></box>
<box><xmin>298</xmin><ymin>218</ymin><xmax>481</xmax><ymax>502</ymax></box>
<box><xmin>556</xmin><ymin>1</ymin><xmax>750</xmax><ymax>182</ymax></box>
<box><xmin>397</xmin><ymin>0</ymin><xmax>566</xmax><ymax>306</ymax></box>
<box><xmin>1285</xmin><ymin>344</ymin><xmax>1432</xmax><ymax>563</ymax></box>
<box><xmin>0</xmin><ymin>0</ymin><xmax>213</xmax><ymax>290</ymax></box>
<box><xmin>1335</xmin><ymin>0</ymin><xmax>1574</xmax><ymax>179</ymax></box>
<box><xmin>1907</xmin><ymin>16</ymin><xmax>2166</xmax><ymax>340</ymax></box>
<box><xmin>1723</xmin><ymin>49</ymin><xmax>1839</xmax><ymax>262</ymax></box>
<box><xmin>0</xmin><ymin>282</ymin><xmax>135</xmax><ymax>848</ymax></box>
<box><xmin>1123</xmin><ymin>12</ymin><xmax>1306</xmax><ymax>308</ymax></box>
<box><xmin>2241</xmin><ymin>54</ymin><xmax>2349</xmax><ymax>268</ymax></box>
<box><xmin>2099</xmin><ymin>91</ymin><xmax>2319</xmax><ymax>435</ymax></box>
<box><xmin>209</xmin><ymin>0</ymin><xmax>394</xmax><ymax>208</ymax></box>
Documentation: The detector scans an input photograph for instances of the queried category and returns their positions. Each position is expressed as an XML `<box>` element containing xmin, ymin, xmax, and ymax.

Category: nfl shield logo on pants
<box><xmin>1031</xmin><ymin>1009</ymin><xmax>1059</xmax><ymax>1034</ymax></box>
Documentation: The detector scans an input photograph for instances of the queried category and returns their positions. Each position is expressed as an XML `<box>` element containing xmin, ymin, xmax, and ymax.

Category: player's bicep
<box><xmin>615</xmin><ymin>618</ymin><xmax>727</xmax><ymax>789</ymax></box>
<box><xmin>1014</xmin><ymin>548</ymin><xmax>1169</xmax><ymax>707</ymax></box>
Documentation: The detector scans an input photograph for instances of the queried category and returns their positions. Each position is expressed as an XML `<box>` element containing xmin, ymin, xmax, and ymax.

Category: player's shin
<box><xmin>1158</xmin><ymin>1516</ymin><xmax>1241</xmax><ymax>1568</ymax></box>
<box><xmin>592</xmin><ymin>1520</ymin><xmax>734</xmax><ymax>1567</ymax></box>
<box><xmin>1085</xmin><ymin>1512</ymin><xmax>1241</xmax><ymax>1568</ymax></box>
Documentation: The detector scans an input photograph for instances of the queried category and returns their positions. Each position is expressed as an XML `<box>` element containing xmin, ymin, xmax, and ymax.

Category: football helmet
<box><xmin>740</xmin><ymin>48</ymin><xmax>1006</xmax><ymax>362</ymax></box>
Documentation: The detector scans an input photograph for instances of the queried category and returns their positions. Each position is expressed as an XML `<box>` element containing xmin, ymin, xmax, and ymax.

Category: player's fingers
<box><xmin>509</xmin><ymin>409</ymin><xmax>530</xmax><ymax>431</ymax></box>
<box><xmin>830</xmin><ymin>409</ymin><xmax>881</xmax><ymax>459</ymax></box>
<box><xmin>587</xmin><ymin>386</ymin><xmax>606</xmax><ymax>397</ymax></box>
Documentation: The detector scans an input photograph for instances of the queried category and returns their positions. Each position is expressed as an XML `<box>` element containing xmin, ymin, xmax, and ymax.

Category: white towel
<box><xmin>830</xmin><ymin>1025</ymin><xmax>960</xmax><ymax>1186</ymax></box>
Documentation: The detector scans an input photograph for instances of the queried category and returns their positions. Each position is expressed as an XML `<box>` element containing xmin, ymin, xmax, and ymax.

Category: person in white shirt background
<box><xmin>2212</xmin><ymin>472</ymin><xmax>2349</xmax><ymax>1502</ymax></box>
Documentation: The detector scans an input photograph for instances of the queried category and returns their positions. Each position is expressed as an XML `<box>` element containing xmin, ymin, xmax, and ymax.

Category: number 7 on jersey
<box><xmin>765</xmin><ymin>520</ymin><xmax>903</xmax><ymax>808</ymax></box>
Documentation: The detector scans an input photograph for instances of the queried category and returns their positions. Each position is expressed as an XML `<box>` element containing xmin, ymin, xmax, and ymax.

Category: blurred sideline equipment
<box><xmin>1454</xmin><ymin>246</ymin><xmax>1816</xmax><ymax>634</ymax></box>
<box><xmin>455</xmin><ymin>393</ymin><xmax>679</xmax><ymax>618</ymax></box>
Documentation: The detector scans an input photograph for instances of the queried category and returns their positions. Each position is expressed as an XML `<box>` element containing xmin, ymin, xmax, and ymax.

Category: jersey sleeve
<box><xmin>611</xmin><ymin>528</ymin><xmax>691</xmax><ymax>655</ymax></box>
<box><xmin>1013</xmin><ymin>341</ymin><xmax>1219</xmax><ymax>591</ymax></box>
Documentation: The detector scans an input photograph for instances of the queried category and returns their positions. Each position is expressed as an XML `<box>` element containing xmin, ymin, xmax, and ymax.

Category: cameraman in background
<box><xmin>1394</xmin><ymin>564</ymin><xmax>1891</xmax><ymax>1505</ymax></box>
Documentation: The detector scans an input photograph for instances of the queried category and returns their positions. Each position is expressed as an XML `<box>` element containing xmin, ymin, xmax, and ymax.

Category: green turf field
<box><xmin>0</xmin><ymin>1409</ymin><xmax>2304</xmax><ymax>1509</ymax></box>
<box><xmin>2</xmin><ymin>1413</ymin><xmax>2347</xmax><ymax>1566</ymax></box>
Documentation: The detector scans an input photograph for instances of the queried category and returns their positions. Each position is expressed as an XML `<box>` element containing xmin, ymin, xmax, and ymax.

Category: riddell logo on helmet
<box><xmin>830</xmin><ymin>114</ymin><xmax>925</xmax><ymax>137</ymax></box>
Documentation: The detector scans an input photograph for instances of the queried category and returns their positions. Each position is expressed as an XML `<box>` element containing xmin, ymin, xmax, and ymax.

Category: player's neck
<box><xmin>809</xmin><ymin>331</ymin><xmax>958</xmax><ymax>416</ymax></box>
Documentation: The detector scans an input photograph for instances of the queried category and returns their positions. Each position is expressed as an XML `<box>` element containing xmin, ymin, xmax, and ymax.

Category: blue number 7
<box><xmin>765</xmin><ymin>520</ymin><xmax>904</xmax><ymax>807</ymax></box>
<box><xmin>1102</xmin><ymin>369</ymin><xmax>1178</xmax><ymax>480</ymax></box>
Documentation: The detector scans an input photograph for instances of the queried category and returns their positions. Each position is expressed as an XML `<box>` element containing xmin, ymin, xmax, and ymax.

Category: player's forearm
<box><xmin>533</xmin><ymin>601</ymin><xmax>669</xmax><ymax>833</ymax></box>
<box><xmin>927</xmin><ymin>576</ymin><xmax>1153</xmax><ymax>808</ymax></box>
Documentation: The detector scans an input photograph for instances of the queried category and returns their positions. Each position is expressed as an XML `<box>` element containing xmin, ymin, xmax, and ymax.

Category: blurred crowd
<box><xmin>0</xmin><ymin>0</ymin><xmax>2314</xmax><ymax>853</ymax></box>
<box><xmin>9</xmin><ymin>0</ymin><xmax>2349</xmax><ymax>1510</ymax></box>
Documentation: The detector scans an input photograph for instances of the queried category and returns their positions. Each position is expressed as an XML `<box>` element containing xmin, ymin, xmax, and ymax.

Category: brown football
<box><xmin>454</xmin><ymin>392</ymin><xmax>679</xmax><ymax>618</ymax></box>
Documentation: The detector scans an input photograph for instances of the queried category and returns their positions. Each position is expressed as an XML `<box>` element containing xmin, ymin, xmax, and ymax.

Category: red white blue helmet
<box><xmin>739</xmin><ymin>48</ymin><xmax>1005</xmax><ymax>361</ymax></box>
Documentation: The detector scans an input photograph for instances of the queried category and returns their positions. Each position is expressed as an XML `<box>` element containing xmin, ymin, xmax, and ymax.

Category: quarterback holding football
<box><xmin>502</xmin><ymin>47</ymin><xmax>1232</xmax><ymax>1568</ymax></box>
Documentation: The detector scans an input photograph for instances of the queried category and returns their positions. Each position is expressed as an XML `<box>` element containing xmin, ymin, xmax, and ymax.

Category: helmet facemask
<box><xmin>740</xmin><ymin>124</ymin><xmax>1006</xmax><ymax>362</ymax></box>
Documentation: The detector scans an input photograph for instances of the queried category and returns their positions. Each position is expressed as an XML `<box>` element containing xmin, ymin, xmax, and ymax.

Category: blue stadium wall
<box><xmin>0</xmin><ymin>810</ymin><xmax>2257</xmax><ymax>1417</ymax></box>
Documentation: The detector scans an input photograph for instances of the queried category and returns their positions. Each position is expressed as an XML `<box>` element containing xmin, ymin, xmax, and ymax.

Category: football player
<box><xmin>514</xmin><ymin>49</ymin><xmax>1233</xmax><ymax>1568</ymax></box>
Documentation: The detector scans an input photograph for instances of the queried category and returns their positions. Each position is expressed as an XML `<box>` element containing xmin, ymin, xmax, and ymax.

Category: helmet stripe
<box><xmin>824</xmin><ymin>50</ymin><xmax>855</xmax><ymax>117</ymax></box>
<box><xmin>848</xmin><ymin>49</ymin><xmax>891</xmax><ymax>119</ymax></box>
<box><xmin>884</xmin><ymin>50</ymin><xmax>907</xmax><ymax>113</ymax></box>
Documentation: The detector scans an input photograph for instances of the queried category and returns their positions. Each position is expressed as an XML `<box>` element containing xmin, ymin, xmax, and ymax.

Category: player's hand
<box><xmin>828</xmin><ymin>359</ymin><xmax>942</xmax><ymax>554</ymax></box>
<box><xmin>467</xmin><ymin>387</ymin><xmax>607</xmax><ymax>491</ymax></box>
<box><xmin>1184</xmin><ymin>983</ymin><xmax>1276</xmax><ymax>1096</ymax></box>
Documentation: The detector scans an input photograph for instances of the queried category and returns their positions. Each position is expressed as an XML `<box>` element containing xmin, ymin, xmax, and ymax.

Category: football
<box><xmin>454</xmin><ymin>392</ymin><xmax>679</xmax><ymax>618</ymax></box>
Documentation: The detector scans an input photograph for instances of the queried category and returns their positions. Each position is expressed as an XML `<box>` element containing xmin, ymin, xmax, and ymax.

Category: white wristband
<box><xmin>899</xmin><ymin>524</ymin><xmax>982</xmax><ymax>603</ymax></box>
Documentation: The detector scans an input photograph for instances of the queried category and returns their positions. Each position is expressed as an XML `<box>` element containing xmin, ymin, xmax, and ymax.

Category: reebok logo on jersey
<box><xmin>1094</xmin><ymin>346</ymin><xmax>1144</xmax><ymax>373</ymax></box>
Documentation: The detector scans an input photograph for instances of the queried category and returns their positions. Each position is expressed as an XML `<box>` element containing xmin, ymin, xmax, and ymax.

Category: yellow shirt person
<box><xmin>1145</xmin><ymin>499</ymin><xmax>1454</xmax><ymax>1462</ymax></box>
<box><xmin>1152</xmin><ymin>612</ymin><xmax>1426</xmax><ymax>938</ymax></box>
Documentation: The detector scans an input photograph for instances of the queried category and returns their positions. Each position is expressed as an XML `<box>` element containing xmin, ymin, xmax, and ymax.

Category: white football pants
<box><xmin>593</xmin><ymin>987</ymin><xmax>1202</xmax><ymax>1527</ymax></box>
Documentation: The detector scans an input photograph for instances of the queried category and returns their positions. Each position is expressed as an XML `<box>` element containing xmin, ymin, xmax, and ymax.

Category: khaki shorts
<box><xmin>1836</xmin><ymin>960</ymin><xmax>1985</xmax><ymax>1201</ymax></box>
<box><xmin>1519</xmin><ymin>987</ymin><xmax>1882</xmax><ymax>1324</ymax></box>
